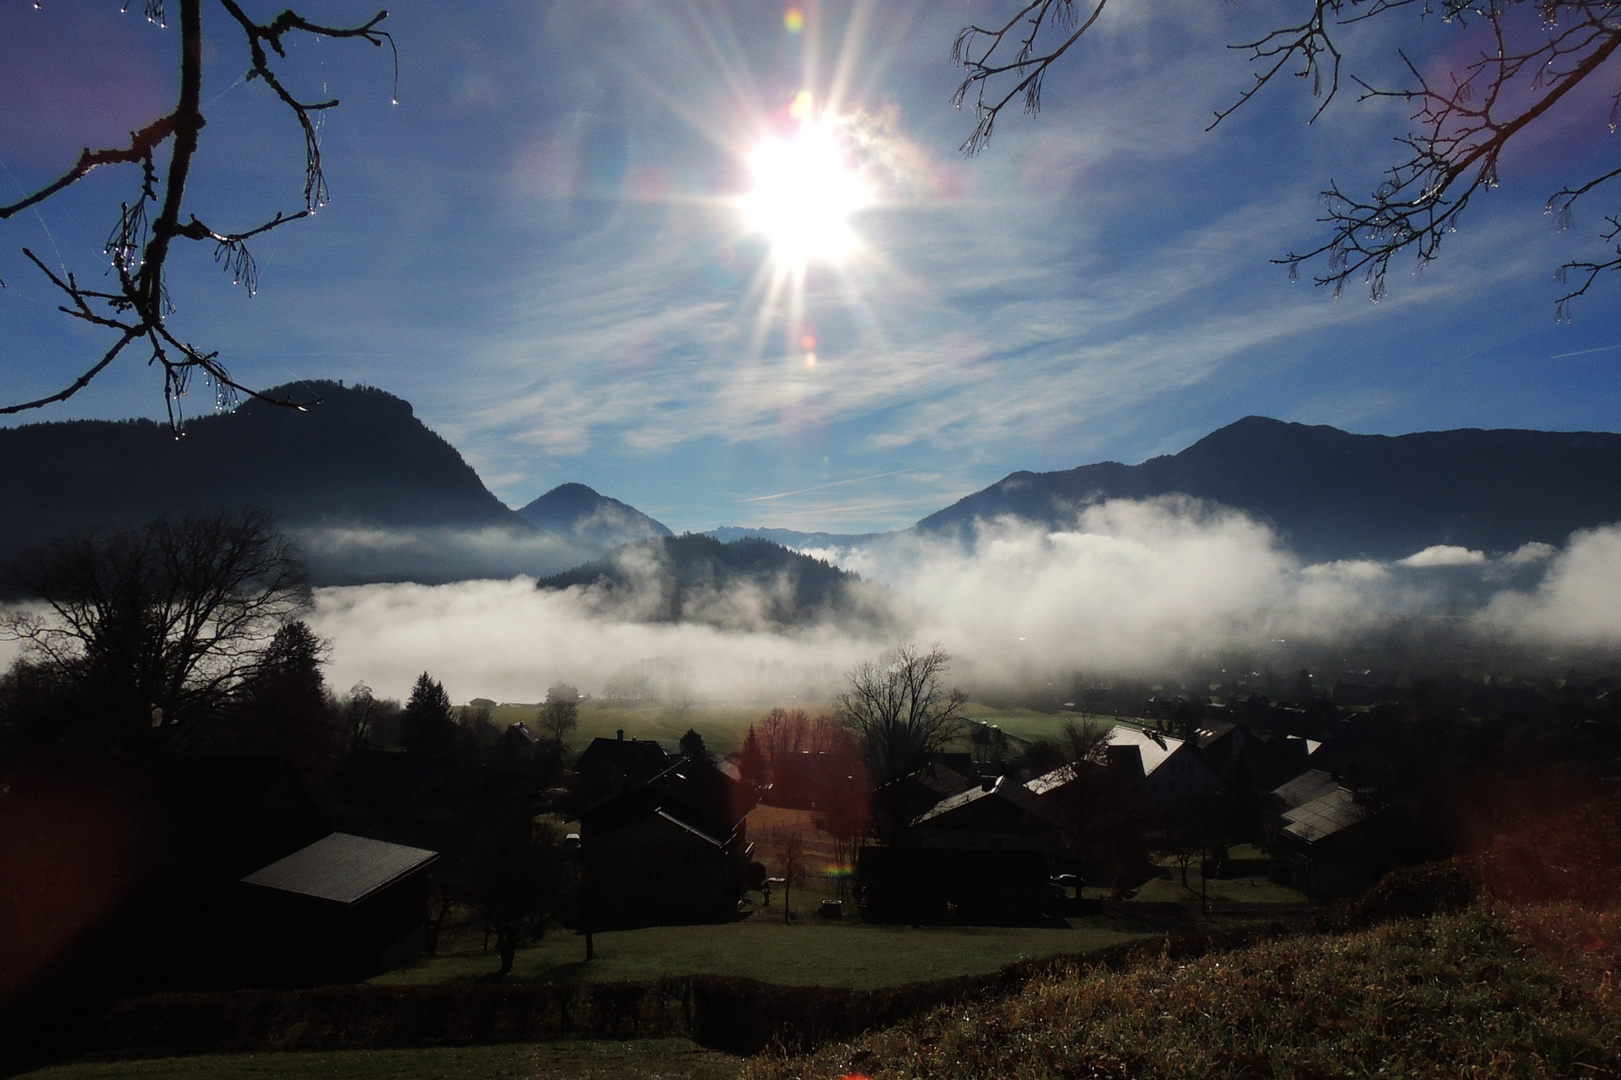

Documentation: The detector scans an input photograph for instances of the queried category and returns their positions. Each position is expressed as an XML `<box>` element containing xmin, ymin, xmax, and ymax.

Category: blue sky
<box><xmin>4</xmin><ymin>0</ymin><xmax>1620</xmax><ymax>535</ymax></box>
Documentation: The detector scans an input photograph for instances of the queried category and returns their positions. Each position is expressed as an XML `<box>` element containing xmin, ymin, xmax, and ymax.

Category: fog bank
<box><xmin>9</xmin><ymin>498</ymin><xmax>1621</xmax><ymax>705</ymax></box>
<box><xmin>306</xmin><ymin>499</ymin><xmax>1621</xmax><ymax>703</ymax></box>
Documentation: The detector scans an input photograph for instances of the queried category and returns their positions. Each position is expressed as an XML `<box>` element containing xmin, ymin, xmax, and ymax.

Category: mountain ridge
<box><xmin>0</xmin><ymin>382</ymin><xmax>597</xmax><ymax>586</ymax></box>
<box><xmin>915</xmin><ymin>416</ymin><xmax>1621</xmax><ymax>560</ymax></box>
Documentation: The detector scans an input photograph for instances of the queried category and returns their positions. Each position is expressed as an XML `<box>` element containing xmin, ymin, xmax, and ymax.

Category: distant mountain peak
<box><xmin>516</xmin><ymin>484</ymin><xmax>672</xmax><ymax>550</ymax></box>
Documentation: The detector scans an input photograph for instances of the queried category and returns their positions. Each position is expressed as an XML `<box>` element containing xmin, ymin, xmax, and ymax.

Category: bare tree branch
<box><xmin>956</xmin><ymin>0</ymin><xmax>1621</xmax><ymax>310</ymax></box>
<box><xmin>952</xmin><ymin>0</ymin><xmax>1110</xmax><ymax>156</ymax></box>
<box><xmin>2</xmin><ymin>1</ymin><xmax>390</xmax><ymax>421</ymax></box>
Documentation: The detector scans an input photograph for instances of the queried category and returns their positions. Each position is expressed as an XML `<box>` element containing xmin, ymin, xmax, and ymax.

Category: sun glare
<box><xmin>742</xmin><ymin>112</ymin><xmax>871</xmax><ymax>270</ymax></box>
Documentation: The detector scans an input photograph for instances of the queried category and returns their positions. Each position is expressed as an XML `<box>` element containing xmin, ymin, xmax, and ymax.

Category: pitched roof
<box><xmin>1281</xmin><ymin>788</ymin><xmax>1370</xmax><ymax>845</ymax></box>
<box><xmin>652</xmin><ymin>808</ymin><xmax>724</xmax><ymax>848</ymax></box>
<box><xmin>1103</xmin><ymin>725</ymin><xmax>1182</xmax><ymax>777</ymax></box>
<box><xmin>913</xmin><ymin>775</ymin><xmax>1055</xmax><ymax>827</ymax></box>
<box><xmin>1025</xmin><ymin>762</ymin><xmax>1082</xmax><ymax>797</ymax></box>
<box><xmin>1272</xmin><ymin>768</ymin><xmax>1339</xmax><ymax>810</ymax></box>
<box><xmin>241</xmin><ymin>832</ymin><xmax>437</xmax><ymax>905</ymax></box>
<box><xmin>581</xmin><ymin>759</ymin><xmax>746</xmax><ymax>841</ymax></box>
<box><xmin>575</xmin><ymin>736</ymin><xmax>668</xmax><ymax>776</ymax></box>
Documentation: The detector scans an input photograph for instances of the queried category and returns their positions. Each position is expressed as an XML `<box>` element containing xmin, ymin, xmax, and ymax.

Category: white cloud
<box><xmin>1478</xmin><ymin>525</ymin><xmax>1621</xmax><ymax>645</ymax></box>
<box><xmin>1400</xmin><ymin>545</ymin><xmax>1488</xmax><ymax>568</ymax></box>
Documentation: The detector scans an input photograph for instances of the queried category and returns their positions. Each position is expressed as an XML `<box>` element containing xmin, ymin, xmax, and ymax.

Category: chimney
<box><xmin>617</xmin><ymin>729</ymin><xmax>625</xmax><ymax>741</ymax></box>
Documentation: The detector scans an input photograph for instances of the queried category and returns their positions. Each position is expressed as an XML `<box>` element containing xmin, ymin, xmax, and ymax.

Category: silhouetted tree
<box><xmin>217</xmin><ymin>619</ymin><xmax>339</xmax><ymax>785</ymax></box>
<box><xmin>758</xmin><ymin>707</ymin><xmax>812</xmax><ymax>792</ymax></box>
<box><xmin>401</xmin><ymin>672</ymin><xmax>457</xmax><ymax>757</ymax></box>
<box><xmin>772</xmin><ymin>826</ymin><xmax>810</xmax><ymax>924</ymax></box>
<box><xmin>1</xmin><ymin>1</ymin><xmax>395</xmax><ymax>420</ymax></box>
<box><xmin>460</xmin><ymin>702</ymin><xmax>501</xmax><ymax>765</ymax></box>
<box><xmin>679</xmin><ymin>727</ymin><xmax>709</xmax><ymax>762</ymax></box>
<box><xmin>838</xmin><ymin>644</ymin><xmax>968</xmax><ymax>844</ymax></box>
<box><xmin>538</xmin><ymin>685</ymin><xmax>580</xmax><ymax>758</ymax></box>
<box><xmin>808</xmin><ymin>720</ymin><xmax>868</xmax><ymax>893</ymax></box>
<box><xmin>467</xmin><ymin>813</ymin><xmax>563</xmax><ymax>977</ymax></box>
<box><xmin>332</xmin><ymin>677</ymin><xmax>389</xmax><ymax>752</ymax></box>
<box><xmin>737</xmin><ymin>724</ymin><xmax>768</xmax><ymax>794</ymax></box>
<box><xmin>4</xmin><ymin>508</ymin><xmax>308</xmax><ymax>750</ymax></box>
<box><xmin>953</xmin><ymin>1</ymin><xmax>1621</xmax><ymax>311</ymax></box>
<box><xmin>0</xmin><ymin>658</ymin><xmax>88</xmax><ymax>769</ymax></box>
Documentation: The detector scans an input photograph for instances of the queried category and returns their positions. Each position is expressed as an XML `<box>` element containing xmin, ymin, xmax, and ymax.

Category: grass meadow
<box><xmin>25</xmin><ymin>1038</ymin><xmax>742</xmax><ymax>1080</ymax></box>
<box><xmin>469</xmin><ymin>700</ymin><xmax>1127</xmax><ymax>758</ymax></box>
<box><xmin>368</xmin><ymin>912</ymin><xmax>1156</xmax><ymax>990</ymax></box>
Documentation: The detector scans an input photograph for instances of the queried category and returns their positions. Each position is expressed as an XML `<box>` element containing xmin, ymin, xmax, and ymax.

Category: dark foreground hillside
<box><xmin>745</xmin><ymin>902</ymin><xmax>1621</xmax><ymax>1080</ymax></box>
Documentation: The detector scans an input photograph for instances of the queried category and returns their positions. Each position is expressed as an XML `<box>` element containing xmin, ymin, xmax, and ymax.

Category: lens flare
<box><xmin>784</xmin><ymin>7</ymin><xmax>804</xmax><ymax>33</ymax></box>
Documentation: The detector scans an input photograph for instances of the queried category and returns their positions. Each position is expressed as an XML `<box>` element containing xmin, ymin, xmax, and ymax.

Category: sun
<box><xmin>741</xmin><ymin>109</ymin><xmax>872</xmax><ymax>270</ymax></box>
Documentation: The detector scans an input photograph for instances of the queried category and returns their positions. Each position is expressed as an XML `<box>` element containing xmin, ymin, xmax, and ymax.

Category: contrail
<box><xmin>741</xmin><ymin>469</ymin><xmax>914</xmax><ymax>503</ymax></box>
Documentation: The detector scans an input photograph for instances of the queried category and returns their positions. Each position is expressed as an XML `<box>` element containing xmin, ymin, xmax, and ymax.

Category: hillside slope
<box><xmin>916</xmin><ymin>416</ymin><xmax>1621</xmax><ymax>561</ymax></box>
<box><xmin>746</xmin><ymin>903</ymin><xmax>1621</xmax><ymax>1080</ymax></box>
<box><xmin>536</xmin><ymin>534</ymin><xmax>894</xmax><ymax>632</ymax></box>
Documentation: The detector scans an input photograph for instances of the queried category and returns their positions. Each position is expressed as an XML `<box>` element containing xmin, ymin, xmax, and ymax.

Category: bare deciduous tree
<box><xmin>837</xmin><ymin>643</ymin><xmax>967</xmax><ymax>843</ymax></box>
<box><xmin>3</xmin><ymin>508</ymin><xmax>309</xmax><ymax>749</ymax></box>
<box><xmin>771</xmin><ymin>825</ymin><xmax>810</xmax><ymax>924</ymax></box>
<box><xmin>954</xmin><ymin>1</ymin><xmax>1621</xmax><ymax>313</ymax></box>
<box><xmin>540</xmin><ymin>683</ymin><xmax>581</xmax><ymax>756</ymax></box>
<box><xmin>1</xmin><ymin>0</ymin><xmax>395</xmax><ymax>421</ymax></box>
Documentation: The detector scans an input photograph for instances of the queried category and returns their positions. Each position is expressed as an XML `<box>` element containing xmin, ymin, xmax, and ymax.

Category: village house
<box><xmin>1269</xmin><ymin>769</ymin><xmax>1383</xmax><ymax>897</ymax></box>
<box><xmin>1101</xmin><ymin>725</ymin><xmax>1220</xmax><ymax>801</ymax></box>
<box><xmin>574</xmin><ymin>729</ymin><xmax>671</xmax><ymax>805</ymax></box>
<box><xmin>240</xmin><ymin>832</ymin><xmax>438</xmax><ymax>984</ymax></box>
<box><xmin>577</xmin><ymin>758</ymin><xmax>752</xmax><ymax>928</ymax></box>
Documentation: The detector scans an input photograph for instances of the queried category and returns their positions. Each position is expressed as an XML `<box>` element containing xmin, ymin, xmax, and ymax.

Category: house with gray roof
<box><xmin>1101</xmin><ymin>725</ymin><xmax>1219</xmax><ymax>802</ymax></box>
<box><xmin>241</xmin><ymin>832</ymin><xmax>438</xmax><ymax>983</ymax></box>
<box><xmin>1270</xmin><ymin>773</ymin><xmax>1382</xmax><ymax>898</ymax></box>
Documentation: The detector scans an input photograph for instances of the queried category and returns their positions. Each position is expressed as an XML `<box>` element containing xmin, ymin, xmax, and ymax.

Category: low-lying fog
<box><xmin>301</xmin><ymin>497</ymin><xmax>1621</xmax><ymax>704</ymax></box>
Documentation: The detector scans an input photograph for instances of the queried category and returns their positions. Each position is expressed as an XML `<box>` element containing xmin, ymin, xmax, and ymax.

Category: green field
<box><xmin>26</xmin><ymin>1039</ymin><xmax>742</xmax><ymax>1080</ymax></box>
<box><xmin>470</xmin><ymin>701</ymin><xmax>819</xmax><ymax>758</ymax></box>
<box><xmin>371</xmin><ymin>907</ymin><xmax>1159</xmax><ymax>990</ymax></box>
<box><xmin>468</xmin><ymin>699</ymin><xmax>1143</xmax><ymax>758</ymax></box>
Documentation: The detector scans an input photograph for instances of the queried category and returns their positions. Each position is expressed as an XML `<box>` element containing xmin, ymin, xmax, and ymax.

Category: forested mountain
<box><xmin>0</xmin><ymin>382</ymin><xmax>591</xmax><ymax>586</ymax></box>
<box><xmin>703</xmin><ymin>526</ymin><xmax>878</xmax><ymax>550</ymax></box>
<box><xmin>535</xmin><ymin>534</ymin><xmax>893</xmax><ymax>632</ymax></box>
<box><xmin>517</xmin><ymin>483</ymin><xmax>672</xmax><ymax>549</ymax></box>
<box><xmin>915</xmin><ymin>417</ymin><xmax>1621</xmax><ymax>561</ymax></box>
